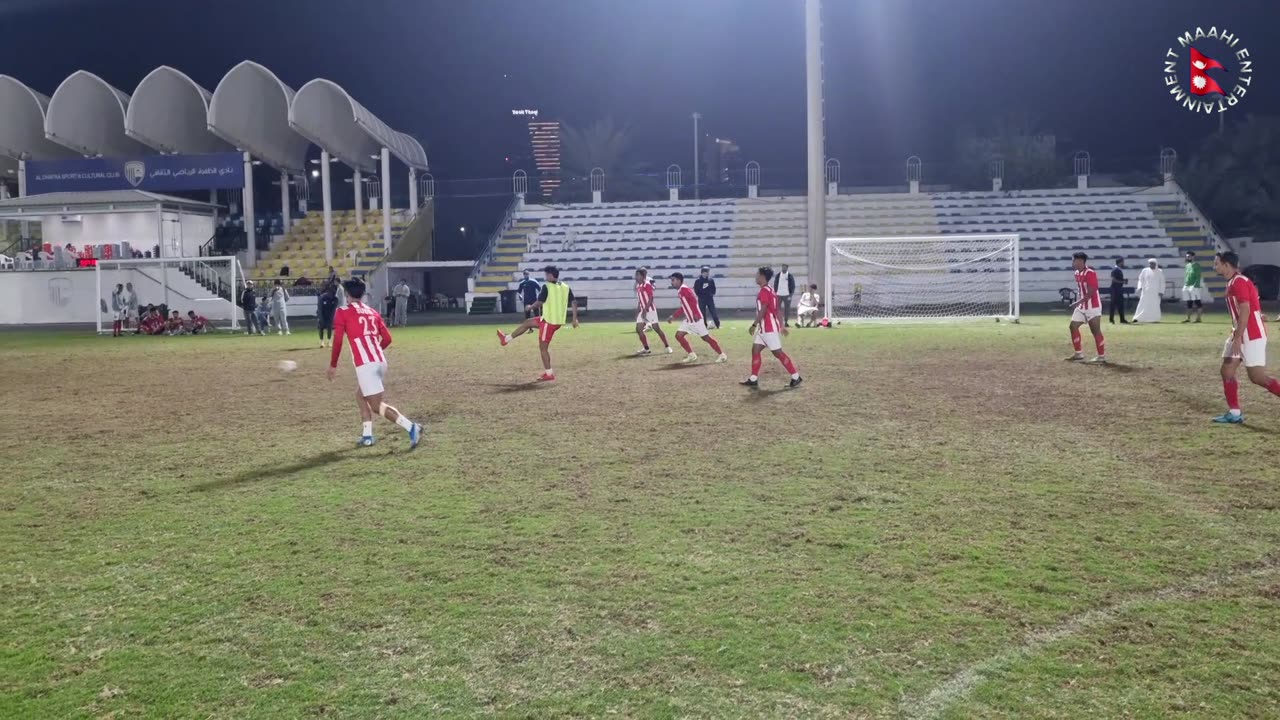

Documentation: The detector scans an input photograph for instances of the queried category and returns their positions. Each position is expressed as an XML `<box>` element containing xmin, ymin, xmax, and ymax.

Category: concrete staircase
<box><xmin>472</xmin><ymin>218</ymin><xmax>540</xmax><ymax>294</ymax></box>
<box><xmin>1148</xmin><ymin>200</ymin><xmax>1225</xmax><ymax>299</ymax></box>
<box><xmin>250</xmin><ymin>211</ymin><xmax>411</xmax><ymax>283</ymax></box>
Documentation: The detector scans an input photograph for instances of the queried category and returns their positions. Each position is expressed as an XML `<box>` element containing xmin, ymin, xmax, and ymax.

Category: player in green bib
<box><xmin>497</xmin><ymin>265</ymin><xmax>579</xmax><ymax>382</ymax></box>
<box><xmin>1182</xmin><ymin>251</ymin><xmax>1204</xmax><ymax>323</ymax></box>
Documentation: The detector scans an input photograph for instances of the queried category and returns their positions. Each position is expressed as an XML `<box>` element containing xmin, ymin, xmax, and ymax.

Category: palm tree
<box><xmin>553</xmin><ymin>118</ymin><xmax>663</xmax><ymax>202</ymax></box>
<box><xmin>1180</xmin><ymin>115</ymin><xmax>1280</xmax><ymax>237</ymax></box>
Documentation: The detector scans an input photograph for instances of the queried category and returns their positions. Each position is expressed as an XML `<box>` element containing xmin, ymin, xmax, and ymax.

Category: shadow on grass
<box><xmin>742</xmin><ymin>386</ymin><xmax>793</xmax><ymax>401</ymax></box>
<box><xmin>191</xmin><ymin>449</ymin><xmax>353</xmax><ymax>492</ymax></box>
<box><xmin>614</xmin><ymin>353</ymin><xmax>652</xmax><ymax>361</ymax></box>
<box><xmin>652</xmin><ymin>363</ymin><xmax>707</xmax><ymax>371</ymax></box>
<box><xmin>481</xmin><ymin>381</ymin><xmax>552</xmax><ymax>394</ymax></box>
<box><xmin>1095</xmin><ymin>362</ymin><xmax>1143</xmax><ymax>374</ymax></box>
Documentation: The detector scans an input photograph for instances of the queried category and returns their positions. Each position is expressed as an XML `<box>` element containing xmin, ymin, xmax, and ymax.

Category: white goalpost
<box><xmin>94</xmin><ymin>256</ymin><xmax>241</xmax><ymax>334</ymax></box>
<box><xmin>824</xmin><ymin>234</ymin><xmax>1020</xmax><ymax>322</ymax></box>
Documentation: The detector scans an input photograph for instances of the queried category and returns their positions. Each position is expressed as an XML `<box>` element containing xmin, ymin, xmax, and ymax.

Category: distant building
<box><xmin>508</xmin><ymin>109</ymin><xmax>561</xmax><ymax>200</ymax></box>
<box><xmin>703</xmin><ymin>136</ymin><xmax>742</xmax><ymax>186</ymax></box>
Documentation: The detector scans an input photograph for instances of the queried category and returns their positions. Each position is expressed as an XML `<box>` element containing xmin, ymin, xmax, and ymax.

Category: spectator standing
<box><xmin>318</xmin><ymin>284</ymin><xmax>339</xmax><ymax>347</ymax></box>
<box><xmin>393</xmin><ymin>279</ymin><xmax>412</xmax><ymax>327</ymax></box>
<box><xmin>772</xmin><ymin>263</ymin><xmax>796</xmax><ymax>327</ymax></box>
<box><xmin>270</xmin><ymin>279</ymin><xmax>291</xmax><ymax>335</ymax></box>
<box><xmin>110</xmin><ymin>283</ymin><xmax>126</xmax><ymax>337</ymax></box>
<box><xmin>1132</xmin><ymin>258</ymin><xmax>1165</xmax><ymax>324</ymax></box>
<box><xmin>1182</xmin><ymin>251</ymin><xmax>1204</xmax><ymax>324</ymax></box>
<box><xmin>1109</xmin><ymin>257</ymin><xmax>1129</xmax><ymax>324</ymax></box>
<box><xmin>517</xmin><ymin>270</ymin><xmax>541</xmax><ymax>319</ymax></box>
<box><xmin>124</xmin><ymin>282</ymin><xmax>139</xmax><ymax>329</ymax></box>
<box><xmin>693</xmin><ymin>266</ymin><xmax>720</xmax><ymax>329</ymax></box>
<box><xmin>239</xmin><ymin>281</ymin><xmax>261</xmax><ymax>335</ymax></box>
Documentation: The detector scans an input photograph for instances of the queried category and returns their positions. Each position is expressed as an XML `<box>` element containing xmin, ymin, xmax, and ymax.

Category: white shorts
<box><xmin>753</xmin><ymin>330</ymin><xmax>783</xmax><ymax>351</ymax></box>
<box><xmin>1070</xmin><ymin>306</ymin><xmax>1102</xmax><ymax>323</ymax></box>
<box><xmin>355</xmin><ymin>361</ymin><xmax>387</xmax><ymax>397</ymax></box>
<box><xmin>679</xmin><ymin>319</ymin><xmax>709</xmax><ymax>337</ymax></box>
<box><xmin>636</xmin><ymin>310</ymin><xmax>659</xmax><ymax>325</ymax></box>
<box><xmin>1183</xmin><ymin>287</ymin><xmax>1202</xmax><ymax>302</ymax></box>
<box><xmin>1223</xmin><ymin>337</ymin><xmax>1267</xmax><ymax>368</ymax></box>
<box><xmin>114</xmin><ymin>309</ymin><xmax>127</xmax><ymax>321</ymax></box>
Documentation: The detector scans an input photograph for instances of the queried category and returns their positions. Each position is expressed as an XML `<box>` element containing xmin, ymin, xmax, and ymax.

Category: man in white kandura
<box><xmin>1131</xmin><ymin>258</ymin><xmax>1165</xmax><ymax>324</ymax></box>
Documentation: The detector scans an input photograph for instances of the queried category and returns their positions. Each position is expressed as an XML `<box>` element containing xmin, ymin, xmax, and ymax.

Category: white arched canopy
<box><xmin>208</xmin><ymin>61</ymin><xmax>309</xmax><ymax>174</ymax></box>
<box><xmin>289</xmin><ymin>79</ymin><xmax>427</xmax><ymax>172</ymax></box>
<box><xmin>126</xmin><ymin>66</ymin><xmax>233</xmax><ymax>155</ymax></box>
<box><xmin>0</xmin><ymin>76</ymin><xmax>78</xmax><ymax>161</ymax></box>
<box><xmin>45</xmin><ymin>71</ymin><xmax>150</xmax><ymax>157</ymax></box>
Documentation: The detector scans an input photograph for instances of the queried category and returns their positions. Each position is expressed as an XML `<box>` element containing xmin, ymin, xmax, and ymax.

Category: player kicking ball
<box><xmin>497</xmin><ymin>265</ymin><xmax>579</xmax><ymax>382</ymax></box>
<box><xmin>667</xmin><ymin>272</ymin><xmax>727</xmax><ymax>363</ymax></box>
<box><xmin>1065</xmin><ymin>251</ymin><xmax>1107</xmax><ymax>364</ymax></box>
<box><xmin>326</xmin><ymin>278</ymin><xmax>423</xmax><ymax>449</ymax></box>
<box><xmin>634</xmin><ymin>268</ymin><xmax>672</xmax><ymax>355</ymax></box>
<box><xmin>1212</xmin><ymin>251</ymin><xmax>1280</xmax><ymax>424</ymax></box>
<box><xmin>741</xmin><ymin>266</ymin><xmax>802</xmax><ymax>388</ymax></box>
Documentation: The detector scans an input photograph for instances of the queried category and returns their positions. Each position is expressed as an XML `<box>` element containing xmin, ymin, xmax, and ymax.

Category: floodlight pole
<box><xmin>692</xmin><ymin>112</ymin><xmax>701</xmax><ymax>200</ymax></box>
<box><xmin>354</xmin><ymin>170</ymin><xmax>364</xmax><ymax>227</ymax></box>
<box><xmin>321</xmin><ymin>150</ymin><xmax>333</xmax><ymax>262</ymax></box>
<box><xmin>242</xmin><ymin>151</ymin><xmax>256</xmax><ymax>268</ymax></box>
<box><xmin>381</xmin><ymin>148</ymin><xmax>392</xmax><ymax>254</ymax></box>
<box><xmin>804</xmin><ymin>0</ymin><xmax>827</xmax><ymax>291</ymax></box>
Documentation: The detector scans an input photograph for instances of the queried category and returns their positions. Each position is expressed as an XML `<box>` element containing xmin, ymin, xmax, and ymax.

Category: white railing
<box><xmin>471</xmin><ymin>194</ymin><xmax>521</xmax><ymax>280</ymax></box>
<box><xmin>1170</xmin><ymin>180</ymin><xmax>1232</xmax><ymax>252</ymax></box>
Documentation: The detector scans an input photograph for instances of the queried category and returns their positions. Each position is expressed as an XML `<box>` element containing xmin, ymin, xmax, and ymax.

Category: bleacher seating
<box><xmin>469</xmin><ymin>187</ymin><xmax>1220</xmax><ymax>310</ymax></box>
<box><xmin>251</xmin><ymin>210</ymin><xmax>410</xmax><ymax>285</ymax></box>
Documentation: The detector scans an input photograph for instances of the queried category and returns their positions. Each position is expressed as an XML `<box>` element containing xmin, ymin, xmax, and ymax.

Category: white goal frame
<box><xmin>94</xmin><ymin>256</ymin><xmax>240</xmax><ymax>334</ymax></box>
<box><xmin>824</xmin><ymin>234</ymin><xmax>1020</xmax><ymax>323</ymax></box>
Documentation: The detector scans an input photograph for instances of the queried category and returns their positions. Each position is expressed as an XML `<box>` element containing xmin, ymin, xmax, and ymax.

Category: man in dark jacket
<box><xmin>239</xmin><ymin>281</ymin><xmax>261</xmax><ymax>335</ymax></box>
<box><xmin>317</xmin><ymin>283</ymin><xmax>339</xmax><ymax>347</ymax></box>
<box><xmin>693</xmin><ymin>266</ymin><xmax>720</xmax><ymax>329</ymax></box>
<box><xmin>771</xmin><ymin>263</ymin><xmax>797</xmax><ymax>326</ymax></box>
<box><xmin>517</xmin><ymin>269</ymin><xmax>541</xmax><ymax>318</ymax></box>
<box><xmin>1109</xmin><ymin>257</ymin><xmax>1129</xmax><ymax>325</ymax></box>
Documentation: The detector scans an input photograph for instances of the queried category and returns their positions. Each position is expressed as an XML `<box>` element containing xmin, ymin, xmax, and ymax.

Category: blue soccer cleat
<box><xmin>1211</xmin><ymin>412</ymin><xmax>1243</xmax><ymax>424</ymax></box>
<box><xmin>409</xmin><ymin>423</ymin><xmax>424</xmax><ymax>450</ymax></box>
<box><xmin>358</xmin><ymin>435</ymin><xmax>375</xmax><ymax>447</ymax></box>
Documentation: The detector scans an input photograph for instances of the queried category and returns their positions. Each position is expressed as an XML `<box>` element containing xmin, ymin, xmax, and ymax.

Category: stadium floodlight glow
<box><xmin>825</xmin><ymin>234</ymin><xmax>1020</xmax><ymax>323</ymax></box>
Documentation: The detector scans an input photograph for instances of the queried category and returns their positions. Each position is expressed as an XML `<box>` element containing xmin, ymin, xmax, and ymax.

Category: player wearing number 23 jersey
<box><xmin>742</xmin><ymin>266</ymin><xmax>801</xmax><ymax>388</ymax></box>
<box><xmin>1066</xmin><ymin>252</ymin><xmax>1107</xmax><ymax>363</ymax></box>
<box><xmin>327</xmin><ymin>278</ymin><xmax>423</xmax><ymax>449</ymax></box>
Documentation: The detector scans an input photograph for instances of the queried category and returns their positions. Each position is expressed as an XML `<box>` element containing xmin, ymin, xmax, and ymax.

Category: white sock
<box><xmin>546</xmin><ymin>368</ymin><xmax>554</xmax><ymax>375</ymax></box>
<box><xmin>791</xmin><ymin>372</ymin><xmax>800</xmax><ymax>380</ymax></box>
<box><xmin>361</xmin><ymin>421</ymin><xmax>373</xmax><ymax>437</ymax></box>
<box><xmin>395</xmin><ymin>415</ymin><xmax>414</xmax><ymax>432</ymax></box>
<box><xmin>749</xmin><ymin>375</ymin><xmax>758</xmax><ymax>381</ymax></box>
<box><xmin>1228</xmin><ymin>408</ymin><xmax>1242</xmax><ymax>416</ymax></box>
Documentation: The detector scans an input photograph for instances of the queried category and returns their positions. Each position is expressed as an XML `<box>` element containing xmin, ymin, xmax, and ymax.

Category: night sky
<box><xmin>2</xmin><ymin>0</ymin><xmax>1276</xmax><ymax>248</ymax></box>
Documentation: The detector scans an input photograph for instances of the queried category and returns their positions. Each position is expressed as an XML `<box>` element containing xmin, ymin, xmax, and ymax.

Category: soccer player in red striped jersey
<box><xmin>634</xmin><ymin>268</ymin><xmax>672</xmax><ymax>355</ymax></box>
<box><xmin>1066</xmin><ymin>252</ymin><xmax>1107</xmax><ymax>363</ymax></box>
<box><xmin>326</xmin><ymin>278</ymin><xmax>423</xmax><ymax>448</ymax></box>
<box><xmin>667</xmin><ymin>272</ymin><xmax>727</xmax><ymax>364</ymax></box>
<box><xmin>741</xmin><ymin>266</ymin><xmax>802</xmax><ymax>388</ymax></box>
<box><xmin>1212</xmin><ymin>251</ymin><xmax>1280</xmax><ymax>424</ymax></box>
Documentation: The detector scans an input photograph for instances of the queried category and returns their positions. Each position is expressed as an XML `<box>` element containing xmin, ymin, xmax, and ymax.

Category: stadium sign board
<box><xmin>25</xmin><ymin>152</ymin><xmax>245</xmax><ymax>194</ymax></box>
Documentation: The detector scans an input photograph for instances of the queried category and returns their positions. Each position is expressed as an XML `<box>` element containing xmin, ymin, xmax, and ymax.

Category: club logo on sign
<box><xmin>123</xmin><ymin>161</ymin><xmax>146</xmax><ymax>187</ymax></box>
<box><xmin>48</xmin><ymin>277</ymin><xmax>72</xmax><ymax>307</ymax></box>
<box><xmin>1163</xmin><ymin>26</ymin><xmax>1254</xmax><ymax>115</ymax></box>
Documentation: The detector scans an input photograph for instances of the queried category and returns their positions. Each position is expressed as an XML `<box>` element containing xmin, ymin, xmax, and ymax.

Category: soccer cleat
<box><xmin>409</xmin><ymin>423</ymin><xmax>424</xmax><ymax>450</ymax></box>
<box><xmin>1212</xmin><ymin>412</ymin><xmax>1244</xmax><ymax>424</ymax></box>
<box><xmin>497</xmin><ymin>329</ymin><xmax>510</xmax><ymax>347</ymax></box>
<box><xmin>716</xmin><ymin>354</ymin><xmax>728</xmax><ymax>363</ymax></box>
<box><xmin>789</xmin><ymin>376</ymin><xmax>804</xmax><ymax>388</ymax></box>
<box><xmin>278</xmin><ymin>330</ymin><xmax>283</xmax><ymax>336</ymax></box>
<box><xmin>665</xmin><ymin>347</ymin><xmax>674</xmax><ymax>354</ymax></box>
<box><xmin>1087</xmin><ymin>356</ymin><xmax>1108</xmax><ymax>364</ymax></box>
<box><xmin>536</xmin><ymin>372</ymin><xmax>556</xmax><ymax>382</ymax></box>
<box><xmin>740</xmin><ymin>378</ymin><xmax>759</xmax><ymax>387</ymax></box>
<box><xmin>358</xmin><ymin>436</ymin><xmax>375</xmax><ymax>447</ymax></box>
<box><xmin>682</xmin><ymin>353</ymin><xmax>698</xmax><ymax>363</ymax></box>
<box><xmin>1064</xmin><ymin>353</ymin><xmax>1085</xmax><ymax>362</ymax></box>
<box><xmin>1181</xmin><ymin>319</ymin><xmax>1191</xmax><ymax>324</ymax></box>
<box><xmin>636</xmin><ymin>348</ymin><xmax>651</xmax><ymax>356</ymax></box>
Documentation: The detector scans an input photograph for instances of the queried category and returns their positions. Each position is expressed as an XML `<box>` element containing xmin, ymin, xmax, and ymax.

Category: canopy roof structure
<box><xmin>208</xmin><ymin>61</ymin><xmax>309</xmax><ymax>174</ymax></box>
<box><xmin>290</xmin><ymin>79</ymin><xmax>427</xmax><ymax>173</ymax></box>
<box><xmin>0</xmin><ymin>75</ymin><xmax>80</xmax><ymax>161</ymax></box>
<box><xmin>45</xmin><ymin>71</ymin><xmax>150</xmax><ymax>157</ymax></box>
<box><xmin>126</xmin><ymin>66</ymin><xmax>233</xmax><ymax>155</ymax></box>
<box><xmin>0</xmin><ymin>189</ymin><xmax>219</xmax><ymax>219</ymax></box>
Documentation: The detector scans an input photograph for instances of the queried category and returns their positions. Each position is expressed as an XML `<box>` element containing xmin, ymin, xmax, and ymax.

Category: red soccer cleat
<box><xmin>497</xmin><ymin>329</ymin><xmax>509</xmax><ymax>347</ymax></box>
<box><xmin>536</xmin><ymin>372</ymin><xmax>556</xmax><ymax>382</ymax></box>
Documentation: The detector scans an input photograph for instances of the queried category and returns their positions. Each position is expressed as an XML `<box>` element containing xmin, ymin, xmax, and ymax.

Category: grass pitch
<box><xmin>2</xmin><ymin>314</ymin><xmax>1278</xmax><ymax>719</ymax></box>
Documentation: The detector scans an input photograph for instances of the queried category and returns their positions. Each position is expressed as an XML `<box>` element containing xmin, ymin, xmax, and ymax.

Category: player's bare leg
<box><xmin>741</xmin><ymin>344</ymin><xmax>765</xmax><ymax>387</ymax></box>
<box><xmin>651</xmin><ymin>323</ymin><xmax>672</xmax><ymax>352</ymax></box>
<box><xmin>771</xmin><ymin>348</ymin><xmax>802</xmax><ymax>387</ymax></box>
<box><xmin>361</xmin><ymin>390</ymin><xmax>424</xmax><ymax>448</ymax></box>
<box><xmin>1246</xmin><ymin>365</ymin><xmax>1280</xmax><ymax>397</ymax></box>
<box><xmin>498</xmin><ymin>317</ymin><xmax>538</xmax><ymax>346</ymax></box>
<box><xmin>1086</xmin><ymin>316</ymin><xmax>1107</xmax><ymax>363</ymax></box>
<box><xmin>357</xmin><ymin>390</ymin><xmax>376</xmax><ymax>445</ymax></box>
<box><xmin>635</xmin><ymin>322</ymin><xmax>651</xmax><ymax>354</ymax></box>
<box><xmin>703</xmin><ymin>333</ymin><xmax>728</xmax><ymax>362</ymax></box>
<box><xmin>537</xmin><ymin>340</ymin><xmax>555</xmax><ymax>381</ymax></box>
<box><xmin>675</xmin><ymin>330</ymin><xmax>698</xmax><ymax>362</ymax></box>
<box><xmin>1215</xmin><ymin>357</ymin><xmax>1245</xmax><ymax>424</ymax></box>
<box><xmin>1066</xmin><ymin>320</ymin><xmax>1085</xmax><ymax>361</ymax></box>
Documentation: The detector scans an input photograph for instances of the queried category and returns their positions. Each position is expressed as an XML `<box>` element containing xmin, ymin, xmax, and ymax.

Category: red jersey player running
<box><xmin>1066</xmin><ymin>251</ymin><xmax>1107</xmax><ymax>364</ymax></box>
<box><xmin>634</xmin><ymin>268</ymin><xmax>672</xmax><ymax>355</ymax></box>
<box><xmin>326</xmin><ymin>278</ymin><xmax>423</xmax><ymax>448</ymax></box>
<box><xmin>667</xmin><ymin>272</ymin><xmax>727</xmax><ymax>364</ymax></box>
<box><xmin>1212</xmin><ymin>251</ymin><xmax>1280</xmax><ymax>424</ymax></box>
<box><xmin>741</xmin><ymin>266</ymin><xmax>802</xmax><ymax>388</ymax></box>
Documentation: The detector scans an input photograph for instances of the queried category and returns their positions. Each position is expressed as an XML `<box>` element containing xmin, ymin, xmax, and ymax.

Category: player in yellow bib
<box><xmin>497</xmin><ymin>265</ymin><xmax>579</xmax><ymax>382</ymax></box>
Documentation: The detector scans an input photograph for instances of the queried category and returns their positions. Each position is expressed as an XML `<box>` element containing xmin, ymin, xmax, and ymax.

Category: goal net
<box><xmin>825</xmin><ymin>234</ymin><xmax>1019</xmax><ymax>322</ymax></box>
<box><xmin>95</xmin><ymin>256</ymin><xmax>241</xmax><ymax>334</ymax></box>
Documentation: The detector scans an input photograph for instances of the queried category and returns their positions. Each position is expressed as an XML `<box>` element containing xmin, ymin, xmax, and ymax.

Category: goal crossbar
<box><xmin>824</xmin><ymin>234</ymin><xmax>1020</xmax><ymax>323</ymax></box>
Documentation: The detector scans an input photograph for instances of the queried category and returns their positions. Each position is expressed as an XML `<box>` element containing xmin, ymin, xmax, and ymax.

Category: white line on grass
<box><xmin>900</xmin><ymin>561</ymin><xmax>1279</xmax><ymax>720</ymax></box>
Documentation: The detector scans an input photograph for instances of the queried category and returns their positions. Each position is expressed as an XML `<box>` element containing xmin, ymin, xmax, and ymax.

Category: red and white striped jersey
<box><xmin>635</xmin><ymin>281</ymin><xmax>655</xmax><ymax>312</ymax></box>
<box><xmin>1226</xmin><ymin>274</ymin><xmax>1267</xmax><ymax>341</ymax></box>
<box><xmin>330</xmin><ymin>301</ymin><xmax>391</xmax><ymax>368</ymax></box>
<box><xmin>673</xmin><ymin>285</ymin><xmax>702</xmax><ymax>321</ymax></box>
<box><xmin>757</xmin><ymin>286</ymin><xmax>781</xmax><ymax>332</ymax></box>
<box><xmin>1075</xmin><ymin>268</ymin><xmax>1101</xmax><ymax>309</ymax></box>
